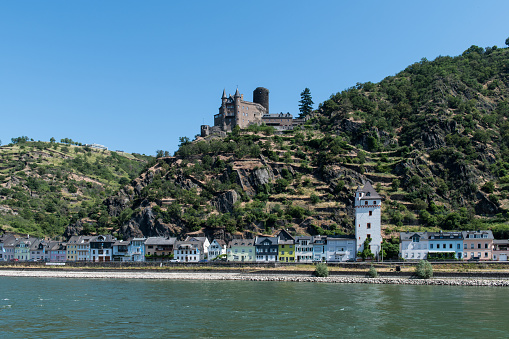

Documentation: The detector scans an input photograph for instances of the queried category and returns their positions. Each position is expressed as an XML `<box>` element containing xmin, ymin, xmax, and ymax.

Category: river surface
<box><xmin>0</xmin><ymin>277</ymin><xmax>507</xmax><ymax>338</ymax></box>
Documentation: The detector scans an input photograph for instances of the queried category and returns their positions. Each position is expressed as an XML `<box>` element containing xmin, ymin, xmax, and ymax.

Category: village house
<box><xmin>326</xmin><ymin>236</ymin><xmax>356</xmax><ymax>262</ymax></box>
<box><xmin>462</xmin><ymin>230</ymin><xmax>494</xmax><ymax>260</ymax></box>
<box><xmin>90</xmin><ymin>235</ymin><xmax>116</xmax><ymax>262</ymax></box>
<box><xmin>128</xmin><ymin>238</ymin><xmax>146</xmax><ymax>262</ymax></box>
<box><xmin>227</xmin><ymin>238</ymin><xmax>255</xmax><ymax>262</ymax></box>
<box><xmin>277</xmin><ymin>230</ymin><xmax>295</xmax><ymax>263</ymax></box>
<box><xmin>295</xmin><ymin>236</ymin><xmax>313</xmax><ymax>263</ymax></box>
<box><xmin>174</xmin><ymin>236</ymin><xmax>210</xmax><ymax>262</ymax></box>
<box><xmin>208</xmin><ymin>239</ymin><xmax>227</xmax><ymax>260</ymax></box>
<box><xmin>0</xmin><ymin>234</ymin><xmax>17</xmax><ymax>261</ymax></box>
<box><xmin>144</xmin><ymin>237</ymin><xmax>176</xmax><ymax>259</ymax></box>
<box><xmin>312</xmin><ymin>236</ymin><xmax>327</xmax><ymax>262</ymax></box>
<box><xmin>400</xmin><ymin>232</ymin><xmax>430</xmax><ymax>260</ymax></box>
<box><xmin>493</xmin><ymin>240</ymin><xmax>509</xmax><ymax>261</ymax></box>
<box><xmin>112</xmin><ymin>239</ymin><xmax>129</xmax><ymax>262</ymax></box>
<box><xmin>255</xmin><ymin>237</ymin><xmax>278</xmax><ymax>262</ymax></box>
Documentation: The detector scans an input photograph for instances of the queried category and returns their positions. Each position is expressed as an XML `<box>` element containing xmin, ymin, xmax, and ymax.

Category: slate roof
<box><xmin>228</xmin><ymin>239</ymin><xmax>255</xmax><ymax>247</ymax></box>
<box><xmin>400</xmin><ymin>232</ymin><xmax>429</xmax><ymax>241</ymax></box>
<box><xmin>462</xmin><ymin>230</ymin><xmax>494</xmax><ymax>239</ymax></box>
<box><xmin>255</xmin><ymin>236</ymin><xmax>278</xmax><ymax>246</ymax></box>
<box><xmin>145</xmin><ymin>237</ymin><xmax>176</xmax><ymax>246</ymax></box>
<box><xmin>357</xmin><ymin>181</ymin><xmax>382</xmax><ymax>200</ymax></box>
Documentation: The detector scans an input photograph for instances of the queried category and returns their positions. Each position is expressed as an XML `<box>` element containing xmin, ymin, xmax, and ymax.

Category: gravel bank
<box><xmin>1</xmin><ymin>270</ymin><xmax>509</xmax><ymax>287</ymax></box>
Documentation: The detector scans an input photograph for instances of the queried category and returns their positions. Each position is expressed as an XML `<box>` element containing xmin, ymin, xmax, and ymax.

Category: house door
<box><xmin>99</xmin><ymin>257</ymin><xmax>104</xmax><ymax>262</ymax></box>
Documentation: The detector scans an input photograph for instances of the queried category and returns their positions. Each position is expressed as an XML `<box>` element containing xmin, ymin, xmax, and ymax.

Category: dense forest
<box><xmin>2</xmin><ymin>42</ymin><xmax>509</xmax><ymax>244</ymax></box>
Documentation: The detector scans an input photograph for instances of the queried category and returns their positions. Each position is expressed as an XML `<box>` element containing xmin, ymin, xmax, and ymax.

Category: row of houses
<box><xmin>400</xmin><ymin>230</ymin><xmax>509</xmax><ymax>261</ymax></box>
<box><xmin>0</xmin><ymin>230</ymin><xmax>358</xmax><ymax>263</ymax></box>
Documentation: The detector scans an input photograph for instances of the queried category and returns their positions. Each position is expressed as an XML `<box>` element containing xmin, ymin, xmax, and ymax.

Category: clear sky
<box><xmin>1</xmin><ymin>0</ymin><xmax>508</xmax><ymax>155</ymax></box>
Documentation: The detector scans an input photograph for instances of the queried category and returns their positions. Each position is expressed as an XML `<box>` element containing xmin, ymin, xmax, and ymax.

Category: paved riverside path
<box><xmin>1</xmin><ymin>270</ymin><xmax>509</xmax><ymax>286</ymax></box>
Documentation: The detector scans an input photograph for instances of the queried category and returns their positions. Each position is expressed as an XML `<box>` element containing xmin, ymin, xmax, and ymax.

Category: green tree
<box><xmin>298</xmin><ymin>88</ymin><xmax>314</xmax><ymax>118</ymax></box>
<box><xmin>506</xmin><ymin>37</ymin><xmax>509</xmax><ymax>47</ymax></box>
<box><xmin>314</xmin><ymin>263</ymin><xmax>329</xmax><ymax>277</ymax></box>
<box><xmin>415</xmin><ymin>260</ymin><xmax>433</xmax><ymax>279</ymax></box>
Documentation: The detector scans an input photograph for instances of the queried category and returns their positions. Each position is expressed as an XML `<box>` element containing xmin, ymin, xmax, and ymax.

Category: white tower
<box><xmin>354</xmin><ymin>182</ymin><xmax>382</xmax><ymax>259</ymax></box>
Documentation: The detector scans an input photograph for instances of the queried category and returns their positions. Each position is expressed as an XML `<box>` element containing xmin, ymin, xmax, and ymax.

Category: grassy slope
<box><xmin>0</xmin><ymin>141</ymin><xmax>153</xmax><ymax>237</ymax></box>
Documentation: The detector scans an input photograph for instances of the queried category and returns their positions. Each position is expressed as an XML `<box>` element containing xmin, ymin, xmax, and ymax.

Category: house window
<box><xmin>365</xmin><ymin>201</ymin><xmax>368</xmax><ymax>205</ymax></box>
<box><xmin>478</xmin><ymin>244</ymin><xmax>481</xmax><ymax>249</ymax></box>
<box><xmin>457</xmin><ymin>244</ymin><xmax>460</xmax><ymax>249</ymax></box>
<box><xmin>367</xmin><ymin>223</ymin><xmax>371</xmax><ymax>229</ymax></box>
<box><xmin>443</xmin><ymin>244</ymin><xmax>446</xmax><ymax>249</ymax></box>
<box><xmin>367</xmin><ymin>234</ymin><xmax>371</xmax><ymax>239</ymax></box>
<box><xmin>464</xmin><ymin>244</ymin><xmax>467</xmax><ymax>249</ymax></box>
<box><xmin>374</xmin><ymin>201</ymin><xmax>377</xmax><ymax>204</ymax></box>
<box><xmin>369</xmin><ymin>211</ymin><xmax>372</xmax><ymax>216</ymax></box>
<box><xmin>485</xmin><ymin>243</ymin><xmax>488</xmax><ymax>249</ymax></box>
<box><xmin>430</xmin><ymin>244</ymin><xmax>433</xmax><ymax>249</ymax></box>
<box><xmin>471</xmin><ymin>244</ymin><xmax>474</xmax><ymax>249</ymax></box>
<box><xmin>449</xmin><ymin>244</ymin><xmax>452</xmax><ymax>249</ymax></box>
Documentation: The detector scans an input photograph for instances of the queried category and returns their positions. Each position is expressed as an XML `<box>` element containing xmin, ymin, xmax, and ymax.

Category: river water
<box><xmin>0</xmin><ymin>277</ymin><xmax>507</xmax><ymax>338</ymax></box>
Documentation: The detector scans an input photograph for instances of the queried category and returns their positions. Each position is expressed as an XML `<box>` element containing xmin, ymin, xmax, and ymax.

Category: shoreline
<box><xmin>1</xmin><ymin>269</ymin><xmax>509</xmax><ymax>287</ymax></box>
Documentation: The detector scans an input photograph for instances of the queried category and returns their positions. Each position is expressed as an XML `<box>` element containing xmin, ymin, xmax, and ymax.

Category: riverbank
<box><xmin>1</xmin><ymin>269</ymin><xmax>509</xmax><ymax>287</ymax></box>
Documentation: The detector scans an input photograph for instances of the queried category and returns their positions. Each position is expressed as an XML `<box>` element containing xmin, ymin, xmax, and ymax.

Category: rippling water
<box><xmin>0</xmin><ymin>277</ymin><xmax>507</xmax><ymax>338</ymax></box>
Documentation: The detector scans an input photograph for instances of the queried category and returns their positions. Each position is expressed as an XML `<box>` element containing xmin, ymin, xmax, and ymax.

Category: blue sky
<box><xmin>1</xmin><ymin>0</ymin><xmax>508</xmax><ymax>155</ymax></box>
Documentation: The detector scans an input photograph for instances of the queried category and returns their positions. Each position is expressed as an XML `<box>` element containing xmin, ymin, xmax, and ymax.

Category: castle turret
<box><xmin>253</xmin><ymin>87</ymin><xmax>269</xmax><ymax>113</ymax></box>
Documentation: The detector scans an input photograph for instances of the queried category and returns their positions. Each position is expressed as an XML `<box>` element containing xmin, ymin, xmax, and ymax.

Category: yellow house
<box><xmin>277</xmin><ymin>229</ymin><xmax>295</xmax><ymax>263</ymax></box>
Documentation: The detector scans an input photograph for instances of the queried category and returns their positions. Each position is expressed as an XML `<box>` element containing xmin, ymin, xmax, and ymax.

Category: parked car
<box><xmin>169</xmin><ymin>259</ymin><xmax>180</xmax><ymax>263</ymax></box>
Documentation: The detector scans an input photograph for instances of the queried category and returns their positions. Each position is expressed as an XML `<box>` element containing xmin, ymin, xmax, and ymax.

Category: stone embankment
<box><xmin>1</xmin><ymin>270</ymin><xmax>509</xmax><ymax>287</ymax></box>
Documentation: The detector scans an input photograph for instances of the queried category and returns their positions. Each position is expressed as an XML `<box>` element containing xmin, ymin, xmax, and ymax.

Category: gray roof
<box><xmin>212</xmin><ymin>239</ymin><xmax>226</xmax><ymax>246</ymax></box>
<box><xmin>255</xmin><ymin>236</ymin><xmax>278</xmax><ymax>246</ymax></box>
<box><xmin>428</xmin><ymin>232</ymin><xmax>463</xmax><ymax>240</ymax></box>
<box><xmin>400</xmin><ymin>232</ymin><xmax>429</xmax><ymax>241</ymax></box>
<box><xmin>462</xmin><ymin>230</ymin><xmax>494</xmax><ymax>239</ymax></box>
<box><xmin>229</xmin><ymin>239</ymin><xmax>255</xmax><ymax>247</ymax></box>
<box><xmin>357</xmin><ymin>182</ymin><xmax>382</xmax><ymax>200</ymax></box>
<box><xmin>145</xmin><ymin>237</ymin><xmax>176</xmax><ymax>246</ymax></box>
<box><xmin>90</xmin><ymin>235</ymin><xmax>117</xmax><ymax>243</ymax></box>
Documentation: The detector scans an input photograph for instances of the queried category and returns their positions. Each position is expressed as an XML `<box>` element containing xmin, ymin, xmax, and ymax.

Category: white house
<box><xmin>400</xmin><ymin>232</ymin><xmax>430</xmax><ymax>260</ymax></box>
<box><xmin>208</xmin><ymin>239</ymin><xmax>227</xmax><ymax>259</ymax></box>
<box><xmin>174</xmin><ymin>236</ymin><xmax>210</xmax><ymax>262</ymax></box>
<box><xmin>295</xmin><ymin>236</ymin><xmax>313</xmax><ymax>263</ymax></box>
<box><xmin>326</xmin><ymin>236</ymin><xmax>356</xmax><ymax>262</ymax></box>
<box><xmin>355</xmin><ymin>182</ymin><xmax>382</xmax><ymax>259</ymax></box>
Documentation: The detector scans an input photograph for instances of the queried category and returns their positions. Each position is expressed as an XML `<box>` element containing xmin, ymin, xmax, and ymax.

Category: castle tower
<box><xmin>354</xmin><ymin>182</ymin><xmax>382</xmax><ymax>259</ymax></box>
<box><xmin>253</xmin><ymin>87</ymin><xmax>269</xmax><ymax>113</ymax></box>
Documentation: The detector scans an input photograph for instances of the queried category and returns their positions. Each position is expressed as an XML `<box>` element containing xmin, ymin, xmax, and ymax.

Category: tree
<box><xmin>298</xmin><ymin>88</ymin><xmax>314</xmax><ymax>118</ymax></box>
<box><xmin>178</xmin><ymin>136</ymin><xmax>190</xmax><ymax>147</ymax></box>
<box><xmin>50</xmin><ymin>137</ymin><xmax>56</xmax><ymax>143</ymax></box>
<box><xmin>506</xmin><ymin>37</ymin><xmax>509</xmax><ymax>47</ymax></box>
<box><xmin>415</xmin><ymin>260</ymin><xmax>433</xmax><ymax>279</ymax></box>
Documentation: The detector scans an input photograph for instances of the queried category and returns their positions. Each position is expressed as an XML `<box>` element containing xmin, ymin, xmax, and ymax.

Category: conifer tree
<box><xmin>298</xmin><ymin>88</ymin><xmax>314</xmax><ymax>118</ymax></box>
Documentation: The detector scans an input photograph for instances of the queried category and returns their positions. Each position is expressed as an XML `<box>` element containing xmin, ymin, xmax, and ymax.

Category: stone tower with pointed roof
<box><xmin>213</xmin><ymin>87</ymin><xmax>268</xmax><ymax>132</ymax></box>
<box><xmin>354</xmin><ymin>182</ymin><xmax>382</xmax><ymax>259</ymax></box>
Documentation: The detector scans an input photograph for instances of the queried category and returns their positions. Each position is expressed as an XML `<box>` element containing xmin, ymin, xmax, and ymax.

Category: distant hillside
<box><xmin>0</xmin><ymin>140</ymin><xmax>153</xmax><ymax>237</ymax></box>
<box><xmin>4</xmin><ymin>43</ymin><xmax>509</xmax><ymax>242</ymax></box>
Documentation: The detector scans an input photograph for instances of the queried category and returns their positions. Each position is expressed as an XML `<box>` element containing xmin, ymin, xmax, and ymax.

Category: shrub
<box><xmin>314</xmin><ymin>263</ymin><xmax>329</xmax><ymax>277</ymax></box>
<box><xmin>415</xmin><ymin>260</ymin><xmax>433</xmax><ymax>279</ymax></box>
<box><xmin>368</xmin><ymin>265</ymin><xmax>378</xmax><ymax>278</ymax></box>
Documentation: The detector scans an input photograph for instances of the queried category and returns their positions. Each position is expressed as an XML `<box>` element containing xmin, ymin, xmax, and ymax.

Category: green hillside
<box><xmin>3</xmin><ymin>43</ymin><xmax>509</xmax><ymax>242</ymax></box>
<box><xmin>0</xmin><ymin>139</ymin><xmax>153</xmax><ymax>237</ymax></box>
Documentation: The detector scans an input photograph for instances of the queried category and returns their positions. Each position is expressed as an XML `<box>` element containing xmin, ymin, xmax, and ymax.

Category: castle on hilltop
<box><xmin>201</xmin><ymin>87</ymin><xmax>308</xmax><ymax>137</ymax></box>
